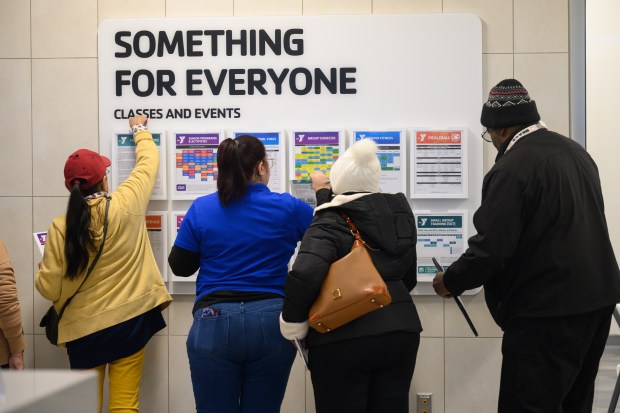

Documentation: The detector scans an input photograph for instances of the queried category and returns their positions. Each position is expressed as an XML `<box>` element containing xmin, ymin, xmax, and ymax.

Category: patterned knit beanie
<box><xmin>480</xmin><ymin>79</ymin><xmax>541</xmax><ymax>129</ymax></box>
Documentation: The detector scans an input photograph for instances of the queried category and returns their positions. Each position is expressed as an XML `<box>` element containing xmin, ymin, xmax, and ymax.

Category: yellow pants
<box><xmin>93</xmin><ymin>347</ymin><xmax>145</xmax><ymax>413</ymax></box>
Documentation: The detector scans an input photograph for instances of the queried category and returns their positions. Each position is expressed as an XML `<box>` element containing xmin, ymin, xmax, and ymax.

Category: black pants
<box><xmin>499</xmin><ymin>305</ymin><xmax>614</xmax><ymax>413</ymax></box>
<box><xmin>308</xmin><ymin>332</ymin><xmax>420</xmax><ymax>413</ymax></box>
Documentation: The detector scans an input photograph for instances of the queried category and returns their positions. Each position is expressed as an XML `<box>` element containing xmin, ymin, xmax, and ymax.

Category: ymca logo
<box><xmin>120</xmin><ymin>136</ymin><xmax>128</xmax><ymax>144</ymax></box>
<box><xmin>419</xmin><ymin>218</ymin><xmax>428</xmax><ymax>226</ymax></box>
<box><xmin>178</xmin><ymin>136</ymin><xmax>186</xmax><ymax>144</ymax></box>
<box><xmin>297</xmin><ymin>135</ymin><xmax>304</xmax><ymax>142</ymax></box>
<box><xmin>419</xmin><ymin>134</ymin><xmax>426</xmax><ymax>142</ymax></box>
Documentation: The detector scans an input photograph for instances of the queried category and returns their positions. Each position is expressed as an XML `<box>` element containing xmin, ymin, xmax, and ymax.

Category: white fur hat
<box><xmin>330</xmin><ymin>139</ymin><xmax>380</xmax><ymax>194</ymax></box>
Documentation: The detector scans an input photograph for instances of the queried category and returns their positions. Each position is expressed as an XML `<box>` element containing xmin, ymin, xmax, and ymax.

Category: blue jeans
<box><xmin>186</xmin><ymin>298</ymin><xmax>295</xmax><ymax>413</ymax></box>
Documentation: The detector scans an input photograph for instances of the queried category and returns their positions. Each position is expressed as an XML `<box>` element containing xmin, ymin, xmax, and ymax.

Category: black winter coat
<box><xmin>282</xmin><ymin>192</ymin><xmax>422</xmax><ymax>348</ymax></box>
<box><xmin>444</xmin><ymin>128</ymin><xmax>620</xmax><ymax>329</ymax></box>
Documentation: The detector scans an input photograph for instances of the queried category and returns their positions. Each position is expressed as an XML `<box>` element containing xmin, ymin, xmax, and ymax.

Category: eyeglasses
<box><xmin>481</xmin><ymin>128</ymin><xmax>492</xmax><ymax>143</ymax></box>
<box><xmin>262</xmin><ymin>159</ymin><xmax>274</xmax><ymax>168</ymax></box>
<box><xmin>106</xmin><ymin>168</ymin><xmax>111</xmax><ymax>175</ymax></box>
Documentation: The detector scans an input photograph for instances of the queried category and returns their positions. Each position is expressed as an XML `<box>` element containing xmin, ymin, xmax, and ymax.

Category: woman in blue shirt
<box><xmin>168</xmin><ymin>135</ymin><xmax>313</xmax><ymax>413</ymax></box>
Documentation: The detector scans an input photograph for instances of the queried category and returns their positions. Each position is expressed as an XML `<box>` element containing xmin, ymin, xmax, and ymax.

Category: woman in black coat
<box><xmin>280</xmin><ymin>138</ymin><xmax>422</xmax><ymax>413</ymax></box>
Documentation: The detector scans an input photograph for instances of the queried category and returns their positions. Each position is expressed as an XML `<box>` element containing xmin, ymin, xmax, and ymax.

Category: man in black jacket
<box><xmin>433</xmin><ymin>79</ymin><xmax>620</xmax><ymax>412</ymax></box>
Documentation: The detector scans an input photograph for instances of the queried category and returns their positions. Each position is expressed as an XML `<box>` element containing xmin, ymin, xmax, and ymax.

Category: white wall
<box><xmin>586</xmin><ymin>0</ymin><xmax>620</xmax><ymax>258</ymax></box>
<box><xmin>0</xmin><ymin>1</ymin><xmax>571</xmax><ymax>412</ymax></box>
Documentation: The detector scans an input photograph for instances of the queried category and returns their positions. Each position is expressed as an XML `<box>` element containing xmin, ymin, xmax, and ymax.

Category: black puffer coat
<box><xmin>282</xmin><ymin>192</ymin><xmax>422</xmax><ymax>348</ymax></box>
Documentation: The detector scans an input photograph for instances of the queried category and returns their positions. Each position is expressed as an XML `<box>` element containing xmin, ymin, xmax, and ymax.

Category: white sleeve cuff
<box><xmin>279</xmin><ymin>313</ymin><xmax>309</xmax><ymax>340</ymax></box>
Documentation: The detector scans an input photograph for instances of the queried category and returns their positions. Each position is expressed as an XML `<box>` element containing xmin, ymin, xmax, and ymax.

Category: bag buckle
<box><xmin>332</xmin><ymin>289</ymin><xmax>342</xmax><ymax>300</ymax></box>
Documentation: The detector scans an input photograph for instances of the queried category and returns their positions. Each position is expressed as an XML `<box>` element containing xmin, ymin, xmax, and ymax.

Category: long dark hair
<box><xmin>64</xmin><ymin>182</ymin><xmax>102</xmax><ymax>279</ymax></box>
<box><xmin>216</xmin><ymin>135</ymin><xmax>266</xmax><ymax>205</ymax></box>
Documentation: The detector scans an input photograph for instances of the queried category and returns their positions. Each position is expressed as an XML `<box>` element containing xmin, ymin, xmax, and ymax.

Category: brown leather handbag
<box><xmin>308</xmin><ymin>211</ymin><xmax>392</xmax><ymax>333</ymax></box>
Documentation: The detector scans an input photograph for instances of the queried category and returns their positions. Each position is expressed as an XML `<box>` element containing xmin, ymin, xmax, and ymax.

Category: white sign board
<box><xmin>98</xmin><ymin>14</ymin><xmax>483</xmax><ymax>294</ymax></box>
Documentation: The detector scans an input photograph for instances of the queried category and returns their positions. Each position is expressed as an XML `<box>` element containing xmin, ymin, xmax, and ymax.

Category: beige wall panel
<box><xmin>444</xmin><ymin>0</ymin><xmax>512</xmax><ymax>54</ymax></box>
<box><xmin>445</xmin><ymin>337</ymin><xmax>501</xmax><ymax>413</ymax></box>
<box><xmin>0</xmin><ymin>1</ymin><xmax>575</xmax><ymax>411</ymax></box>
<box><xmin>23</xmin><ymin>334</ymin><xmax>35</xmax><ymax>369</ymax></box>
<box><xmin>234</xmin><ymin>0</ymin><xmax>302</xmax><ymax>16</ymax></box>
<box><xmin>282</xmin><ymin>357</ymin><xmax>308</xmax><ymax>413</ymax></box>
<box><xmin>0</xmin><ymin>0</ymin><xmax>30</xmax><ymax>58</ymax></box>
<box><xmin>372</xmin><ymin>0</ymin><xmax>442</xmax><ymax>14</ymax></box>
<box><xmin>166</xmin><ymin>0</ymin><xmax>233</xmax><ymax>17</ymax></box>
<box><xmin>169</xmin><ymin>335</ymin><xmax>195</xmax><ymax>413</ymax></box>
<box><xmin>514</xmin><ymin>0</ymin><xmax>568</xmax><ymax>53</ymax></box>
<box><xmin>98</xmin><ymin>0</ymin><xmax>166</xmax><ymax>23</ymax></box>
<box><xmin>32</xmin><ymin>59</ymin><xmax>98</xmax><ymax>196</ymax></box>
<box><xmin>138</xmin><ymin>335</ymin><xmax>169</xmax><ymax>413</ymax></box>
<box><xmin>168</xmin><ymin>294</ymin><xmax>194</xmax><ymax>335</ymax></box>
<box><xmin>515</xmin><ymin>53</ymin><xmax>569</xmax><ymax>137</ymax></box>
<box><xmin>0</xmin><ymin>59</ymin><xmax>32</xmax><ymax>196</ymax></box>
<box><xmin>31</xmin><ymin>0</ymin><xmax>97</xmax><ymax>58</ymax></box>
<box><xmin>34</xmin><ymin>334</ymin><xmax>70</xmax><ymax>368</ymax></box>
<box><xmin>444</xmin><ymin>291</ymin><xmax>503</xmax><ymax>338</ymax></box>
<box><xmin>0</xmin><ymin>198</ymin><xmax>33</xmax><ymax>335</ymax></box>
<box><xmin>411</xmin><ymin>337</ymin><xmax>445</xmax><ymax>413</ymax></box>
<box><xmin>415</xmin><ymin>295</ymin><xmax>445</xmax><ymax>338</ymax></box>
<box><xmin>303</xmin><ymin>0</ymin><xmax>371</xmax><ymax>15</ymax></box>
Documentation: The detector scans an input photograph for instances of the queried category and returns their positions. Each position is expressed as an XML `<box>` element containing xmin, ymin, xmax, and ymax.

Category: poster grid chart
<box><xmin>169</xmin><ymin>211</ymin><xmax>198</xmax><ymax>282</ymax></box>
<box><xmin>169</xmin><ymin>132</ymin><xmax>224</xmax><ymax>200</ymax></box>
<box><xmin>410</xmin><ymin>129</ymin><xmax>468</xmax><ymax>199</ymax></box>
<box><xmin>146</xmin><ymin>211</ymin><xmax>168</xmax><ymax>281</ymax></box>
<box><xmin>351</xmin><ymin>129</ymin><xmax>407</xmax><ymax>195</ymax></box>
<box><xmin>289</xmin><ymin>130</ymin><xmax>344</xmax><ymax>182</ymax></box>
<box><xmin>414</xmin><ymin>210</ymin><xmax>468</xmax><ymax>284</ymax></box>
<box><xmin>232</xmin><ymin>131</ymin><xmax>286</xmax><ymax>193</ymax></box>
<box><xmin>111</xmin><ymin>133</ymin><xmax>167</xmax><ymax>200</ymax></box>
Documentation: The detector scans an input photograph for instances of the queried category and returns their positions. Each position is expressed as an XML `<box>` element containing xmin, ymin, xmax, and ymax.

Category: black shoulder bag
<box><xmin>39</xmin><ymin>196</ymin><xmax>110</xmax><ymax>346</ymax></box>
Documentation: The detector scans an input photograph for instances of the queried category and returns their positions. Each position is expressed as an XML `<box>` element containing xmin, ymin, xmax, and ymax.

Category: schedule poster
<box><xmin>352</xmin><ymin>130</ymin><xmax>406</xmax><ymax>195</ymax></box>
<box><xmin>290</xmin><ymin>131</ymin><xmax>342</xmax><ymax>181</ymax></box>
<box><xmin>414</xmin><ymin>211</ymin><xmax>467</xmax><ymax>282</ymax></box>
<box><xmin>112</xmin><ymin>133</ymin><xmax>166</xmax><ymax>200</ymax></box>
<box><xmin>33</xmin><ymin>232</ymin><xmax>47</xmax><ymax>256</ymax></box>
<box><xmin>170</xmin><ymin>212</ymin><xmax>197</xmax><ymax>282</ymax></box>
<box><xmin>170</xmin><ymin>132</ymin><xmax>222</xmax><ymax>200</ymax></box>
<box><xmin>233</xmin><ymin>131</ymin><xmax>285</xmax><ymax>193</ymax></box>
<box><xmin>410</xmin><ymin>129</ymin><xmax>468</xmax><ymax>199</ymax></box>
<box><xmin>146</xmin><ymin>212</ymin><xmax>168</xmax><ymax>281</ymax></box>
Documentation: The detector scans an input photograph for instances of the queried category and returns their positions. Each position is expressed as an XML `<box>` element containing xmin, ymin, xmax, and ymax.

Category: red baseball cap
<box><xmin>64</xmin><ymin>149</ymin><xmax>111</xmax><ymax>191</ymax></box>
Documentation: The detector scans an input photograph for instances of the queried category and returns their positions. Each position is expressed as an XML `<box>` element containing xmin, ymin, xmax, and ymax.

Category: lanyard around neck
<box><xmin>504</xmin><ymin>122</ymin><xmax>546</xmax><ymax>153</ymax></box>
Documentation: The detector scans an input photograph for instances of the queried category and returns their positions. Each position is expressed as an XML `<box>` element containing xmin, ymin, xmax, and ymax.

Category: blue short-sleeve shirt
<box><xmin>174</xmin><ymin>183</ymin><xmax>313</xmax><ymax>300</ymax></box>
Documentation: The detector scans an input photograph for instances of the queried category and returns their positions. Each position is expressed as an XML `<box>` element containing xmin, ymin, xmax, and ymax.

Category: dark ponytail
<box><xmin>217</xmin><ymin>136</ymin><xmax>266</xmax><ymax>205</ymax></box>
<box><xmin>64</xmin><ymin>182</ymin><xmax>99</xmax><ymax>279</ymax></box>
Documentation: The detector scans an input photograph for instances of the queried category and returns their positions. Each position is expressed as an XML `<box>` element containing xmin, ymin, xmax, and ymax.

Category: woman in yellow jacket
<box><xmin>36</xmin><ymin>115</ymin><xmax>172</xmax><ymax>413</ymax></box>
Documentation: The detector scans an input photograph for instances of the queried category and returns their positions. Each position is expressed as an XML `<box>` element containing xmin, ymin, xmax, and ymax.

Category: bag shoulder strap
<box><xmin>58</xmin><ymin>196</ymin><xmax>111</xmax><ymax>318</ymax></box>
<box><xmin>339</xmin><ymin>211</ymin><xmax>380</xmax><ymax>251</ymax></box>
<box><xmin>339</xmin><ymin>211</ymin><xmax>364</xmax><ymax>246</ymax></box>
